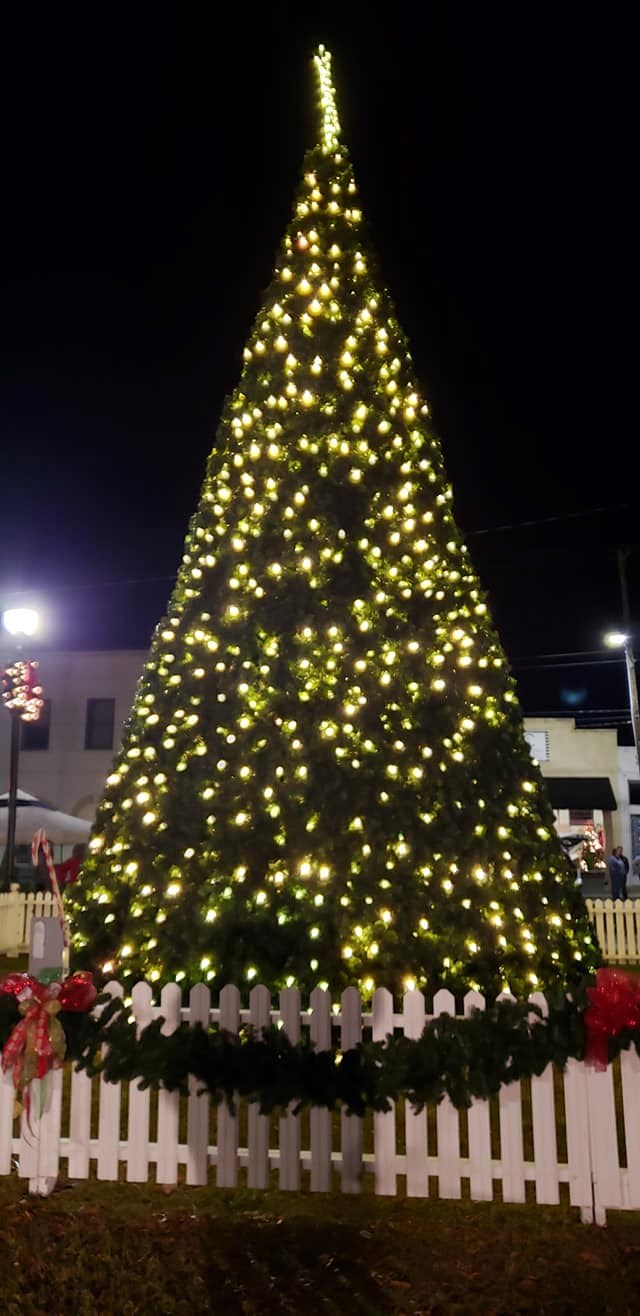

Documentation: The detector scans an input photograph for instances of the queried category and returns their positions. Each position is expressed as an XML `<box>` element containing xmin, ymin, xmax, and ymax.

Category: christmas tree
<box><xmin>69</xmin><ymin>47</ymin><xmax>600</xmax><ymax>998</ymax></box>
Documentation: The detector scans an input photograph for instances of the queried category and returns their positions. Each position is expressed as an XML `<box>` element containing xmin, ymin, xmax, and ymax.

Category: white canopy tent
<box><xmin>0</xmin><ymin>790</ymin><xmax>91</xmax><ymax>845</ymax></box>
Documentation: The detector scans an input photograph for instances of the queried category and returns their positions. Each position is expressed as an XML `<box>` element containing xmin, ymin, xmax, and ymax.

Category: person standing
<box><xmin>608</xmin><ymin>846</ymin><xmax>627</xmax><ymax>901</ymax></box>
<box><xmin>619</xmin><ymin>846</ymin><xmax>630</xmax><ymax>899</ymax></box>
<box><xmin>55</xmin><ymin>842</ymin><xmax>86</xmax><ymax>891</ymax></box>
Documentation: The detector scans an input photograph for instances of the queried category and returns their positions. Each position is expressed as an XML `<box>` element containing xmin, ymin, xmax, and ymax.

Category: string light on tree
<box><xmin>69</xmin><ymin>46</ymin><xmax>600</xmax><ymax>999</ymax></box>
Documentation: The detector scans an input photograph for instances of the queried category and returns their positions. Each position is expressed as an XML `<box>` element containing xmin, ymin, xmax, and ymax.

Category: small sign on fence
<box><xmin>28</xmin><ymin>917</ymin><xmax>65</xmax><ymax>980</ymax></box>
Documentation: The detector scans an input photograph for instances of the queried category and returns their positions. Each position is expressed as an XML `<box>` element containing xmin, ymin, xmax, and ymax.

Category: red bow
<box><xmin>584</xmin><ymin>967</ymin><xmax>640</xmax><ymax>1070</ymax></box>
<box><xmin>0</xmin><ymin>972</ymin><xmax>96</xmax><ymax>1112</ymax></box>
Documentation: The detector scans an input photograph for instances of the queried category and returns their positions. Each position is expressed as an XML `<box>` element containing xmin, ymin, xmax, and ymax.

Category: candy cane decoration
<box><xmin>31</xmin><ymin>829</ymin><xmax>70</xmax><ymax>977</ymax></box>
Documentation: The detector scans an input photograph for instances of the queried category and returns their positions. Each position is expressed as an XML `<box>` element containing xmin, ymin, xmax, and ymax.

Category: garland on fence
<box><xmin>0</xmin><ymin>972</ymin><xmax>639</xmax><ymax>1116</ymax></box>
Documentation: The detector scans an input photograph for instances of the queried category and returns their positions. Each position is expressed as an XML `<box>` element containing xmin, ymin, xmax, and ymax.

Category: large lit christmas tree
<box><xmin>70</xmin><ymin>47</ymin><xmax>600</xmax><ymax>998</ymax></box>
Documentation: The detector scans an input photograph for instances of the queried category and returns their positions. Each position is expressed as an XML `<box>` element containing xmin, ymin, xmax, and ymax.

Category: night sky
<box><xmin>0</xmin><ymin>6</ymin><xmax>636</xmax><ymax>728</ymax></box>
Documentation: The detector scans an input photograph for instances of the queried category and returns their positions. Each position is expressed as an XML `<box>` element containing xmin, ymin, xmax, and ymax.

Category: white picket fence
<box><xmin>0</xmin><ymin>888</ymin><xmax>57</xmax><ymax>956</ymax></box>
<box><xmin>586</xmin><ymin>898</ymin><xmax>640</xmax><ymax>964</ymax></box>
<box><xmin>1</xmin><ymin>982</ymin><xmax>640</xmax><ymax>1224</ymax></box>
<box><xmin>2</xmin><ymin>890</ymin><xmax>639</xmax><ymax>965</ymax></box>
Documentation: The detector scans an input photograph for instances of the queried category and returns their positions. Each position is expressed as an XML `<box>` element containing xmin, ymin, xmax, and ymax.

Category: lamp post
<box><xmin>1</xmin><ymin>608</ymin><xmax>41</xmax><ymax>881</ymax></box>
<box><xmin>604</xmin><ymin>550</ymin><xmax>640</xmax><ymax>776</ymax></box>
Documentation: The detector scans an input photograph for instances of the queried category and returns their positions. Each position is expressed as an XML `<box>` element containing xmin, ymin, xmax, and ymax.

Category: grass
<box><xmin>1</xmin><ymin>1177</ymin><xmax>640</xmax><ymax>1314</ymax></box>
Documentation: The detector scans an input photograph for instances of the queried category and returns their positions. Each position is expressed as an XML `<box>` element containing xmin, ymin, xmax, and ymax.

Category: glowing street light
<box><xmin>2</xmin><ymin>608</ymin><xmax>40</xmax><ymax>638</ymax></box>
<box><xmin>604</xmin><ymin>627</ymin><xmax>640</xmax><ymax>776</ymax></box>
<box><xmin>604</xmin><ymin>632</ymin><xmax>629</xmax><ymax>649</ymax></box>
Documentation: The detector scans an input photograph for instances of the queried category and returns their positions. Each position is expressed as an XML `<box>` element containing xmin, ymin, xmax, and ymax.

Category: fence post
<box><xmin>247</xmin><ymin>984</ymin><xmax>272</xmax><ymax>1189</ymax></box>
<box><xmin>186</xmin><ymin>983</ymin><xmax>211</xmax><ymax>1186</ymax></box>
<box><xmin>340</xmin><ymin>987</ymin><xmax>363</xmax><ymax>1194</ymax></box>
<box><xmin>433</xmin><ymin>989</ymin><xmax>462</xmax><ymax>1200</ymax></box>
<box><xmin>156</xmin><ymin>982</ymin><xmax>182</xmax><ymax>1186</ymax></box>
<box><xmin>3</xmin><ymin>886</ymin><xmax>24</xmax><ymax>957</ymax></box>
<box><xmin>216</xmin><ymin>984</ymin><xmax>240</xmax><ymax>1188</ymax></box>
<box><xmin>464</xmin><ymin>990</ymin><xmax>492</xmax><ymax>1201</ymax></box>
<box><xmin>496</xmin><ymin>990</ymin><xmax>525</xmax><ymax>1203</ymax></box>
<box><xmin>528</xmin><ymin>992</ymin><xmax>560</xmax><ymax>1205</ymax></box>
<box><xmin>278</xmin><ymin>987</ymin><xmax>301</xmax><ymax>1191</ymax></box>
<box><xmin>0</xmin><ymin>1070</ymin><xmax>15</xmax><ymax>1175</ymax></box>
<box><xmin>372</xmin><ymin>987</ymin><xmax>396</xmax><ymax>1195</ymax></box>
<box><xmin>126</xmin><ymin>982</ymin><xmax>154</xmax><ymax>1183</ymax></box>
<box><xmin>96</xmin><ymin>980</ymin><xmax>124</xmax><ymax>1181</ymax></box>
<box><xmin>309</xmin><ymin>987</ymin><xmax>332</xmax><ymax>1192</ymax></box>
<box><xmin>403</xmin><ymin>990</ymin><xmax>428</xmax><ymax>1197</ymax></box>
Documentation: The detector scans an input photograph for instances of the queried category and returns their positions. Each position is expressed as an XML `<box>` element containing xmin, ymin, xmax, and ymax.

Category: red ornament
<box><xmin>584</xmin><ymin>967</ymin><xmax>640</xmax><ymax>1070</ymax></box>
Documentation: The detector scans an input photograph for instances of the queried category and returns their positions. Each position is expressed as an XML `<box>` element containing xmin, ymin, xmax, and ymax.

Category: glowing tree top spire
<box><xmin>69</xmin><ymin>47</ymin><xmax>600</xmax><ymax>999</ymax></box>
<box><xmin>313</xmin><ymin>44</ymin><xmax>341</xmax><ymax>154</ymax></box>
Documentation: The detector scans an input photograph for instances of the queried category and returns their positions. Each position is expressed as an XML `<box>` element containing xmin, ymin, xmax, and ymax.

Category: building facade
<box><xmin>524</xmin><ymin>716</ymin><xmax>640</xmax><ymax>877</ymax></box>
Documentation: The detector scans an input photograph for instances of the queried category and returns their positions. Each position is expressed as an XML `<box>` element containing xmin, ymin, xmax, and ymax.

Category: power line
<box><xmin>0</xmin><ymin>506</ymin><xmax>631</xmax><ymax>606</ymax></box>
<box><xmin>513</xmin><ymin>657</ymin><xmax>626</xmax><ymax>672</ymax></box>
<box><xmin>465</xmin><ymin>502</ymin><xmax>629</xmax><ymax>537</ymax></box>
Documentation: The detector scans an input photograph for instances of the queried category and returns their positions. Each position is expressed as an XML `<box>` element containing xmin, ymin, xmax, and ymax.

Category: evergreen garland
<box><xmin>0</xmin><ymin>982</ymin><xmax>633</xmax><ymax>1116</ymax></box>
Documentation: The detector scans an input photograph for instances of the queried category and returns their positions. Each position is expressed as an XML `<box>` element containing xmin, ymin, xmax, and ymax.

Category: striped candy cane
<box><xmin>31</xmin><ymin>829</ymin><xmax>70</xmax><ymax>977</ymax></box>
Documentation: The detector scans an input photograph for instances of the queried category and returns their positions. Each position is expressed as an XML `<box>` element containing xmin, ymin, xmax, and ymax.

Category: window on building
<box><xmin>569</xmin><ymin>809</ymin><xmax>594</xmax><ymax>828</ymax></box>
<box><xmin>524</xmin><ymin>730</ymin><xmax>550</xmax><ymax>762</ymax></box>
<box><xmin>85</xmin><ymin>698</ymin><xmax>115</xmax><ymax>750</ymax></box>
<box><xmin>629</xmin><ymin>782</ymin><xmax>640</xmax><ymax>806</ymax></box>
<box><xmin>21</xmin><ymin>699</ymin><xmax>51</xmax><ymax>751</ymax></box>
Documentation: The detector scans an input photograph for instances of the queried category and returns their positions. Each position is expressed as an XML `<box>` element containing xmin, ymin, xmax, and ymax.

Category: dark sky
<box><xmin>0</xmin><ymin>5</ymin><xmax>636</xmax><ymax>727</ymax></box>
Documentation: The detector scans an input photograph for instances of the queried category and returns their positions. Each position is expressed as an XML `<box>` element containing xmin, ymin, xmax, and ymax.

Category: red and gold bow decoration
<box><xmin>0</xmin><ymin>972</ymin><xmax>96</xmax><ymax>1118</ymax></box>
<box><xmin>584</xmin><ymin>967</ymin><xmax>640</xmax><ymax>1070</ymax></box>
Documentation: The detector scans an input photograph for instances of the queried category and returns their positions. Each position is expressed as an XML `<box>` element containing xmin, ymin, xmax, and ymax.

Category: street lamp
<box><xmin>604</xmin><ymin>628</ymin><xmax>640</xmax><ymax>776</ymax></box>
<box><xmin>1</xmin><ymin>607</ymin><xmax>42</xmax><ymax>881</ymax></box>
<box><xmin>603</xmin><ymin>547</ymin><xmax>640</xmax><ymax>777</ymax></box>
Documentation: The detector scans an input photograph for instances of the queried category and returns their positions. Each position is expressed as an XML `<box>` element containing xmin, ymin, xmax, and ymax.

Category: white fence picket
<box><xmin>309</xmin><ymin>987</ymin><xmax>332</xmax><ymax>1192</ymax></box>
<box><xmin>32</xmin><ymin>1068</ymin><xmax>63</xmax><ymax>1191</ymax></box>
<box><xmin>588</xmin><ymin>900</ymin><xmax>608</xmax><ymax>959</ymax></box>
<box><xmin>433</xmin><ymin>989</ymin><xmax>461</xmax><ymax>1200</ymax></box>
<box><xmin>604</xmin><ymin>901</ymin><xmax>618</xmax><ymax>962</ymax></box>
<box><xmin>402</xmin><ymin>990</ymin><xmax>429</xmax><ymax>1197</ymax></box>
<box><xmin>18</xmin><ymin>1096</ymin><xmax>40</xmax><ymax>1182</ymax></box>
<box><xmin>126</xmin><ymin>982</ymin><xmax>153</xmax><ymax>1183</ymax></box>
<box><xmin>496</xmin><ymin>991</ymin><xmax>525</xmax><ymax>1204</ymax></box>
<box><xmin>528</xmin><ymin>992</ymin><xmax>560</xmax><ymax>1205</ymax></box>
<box><xmin>67</xmin><ymin>1064</ymin><xmax>92</xmax><ymax>1180</ymax></box>
<box><xmin>619</xmin><ymin>1044</ymin><xmax>640</xmax><ymax>1208</ymax></box>
<box><xmin>0</xmin><ymin>1071</ymin><xmax>15</xmax><ymax>1175</ymax></box>
<box><xmin>372</xmin><ymin>987</ymin><xmax>396</xmax><ymax>1195</ymax></box>
<box><xmin>586</xmin><ymin>1064</ymin><xmax>623</xmax><ymax>1213</ymax></box>
<box><xmin>186</xmin><ymin>983</ymin><xmax>211</xmax><ymax>1186</ymax></box>
<box><xmin>562</xmin><ymin>1058</ymin><xmax>595</xmax><ymax>1221</ymax></box>
<box><xmin>97</xmin><ymin>981</ymin><xmax>124</xmax><ymax>1181</ymax></box>
<box><xmin>216</xmin><ymin>984</ymin><xmax>240</xmax><ymax>1188</ymax></box>
<box><xmin>463</xmin><ymin>990</ymin><xmax>493</xmax><ymax>1201</ymax></box>
<box><xmin>156</xmin><ymin>983</ymin><xmax>182</xmax><ymax>1185</ymax></box>
<box><xmin>18</xmin><ymin>1070</ymin><xmax>63</xmax><ymax>1195</ymax></box>
<box><xmin>340</xmin><ymin>987</ymin><xmax>363</xmax><ymax>1194</ymax></box>
<box><xmin>623</xmin><ymin>903</ymin><xmax>640</xmax><ymax>960</ymax></box>
<box><xmin>278</xmin><ymin>987</ymin><xmax>301</xmax><ymax>1191</ymax></box>
<box><xmin>247</xmin><ymin>984</ymin><xmax>271</xmax><ymax>1189</ymax></box>
<box><xmin>0</xmin><ymin>888</ymin><xmax>57</xmax><ymax>956</ymax></box>
<box><xmin>586</xmin><ymin>897</ymin><xmax>640</xmax><ymax>963</ymax></box>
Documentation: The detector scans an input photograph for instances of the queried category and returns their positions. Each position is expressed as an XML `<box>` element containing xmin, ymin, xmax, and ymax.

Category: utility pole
<box><xmin>617</xmin><ymin>547</ymin><xmax>640</xmax><ymax>776</ymax></box>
